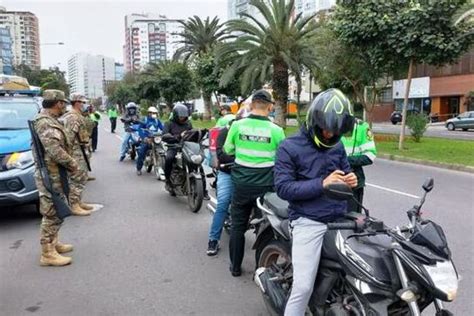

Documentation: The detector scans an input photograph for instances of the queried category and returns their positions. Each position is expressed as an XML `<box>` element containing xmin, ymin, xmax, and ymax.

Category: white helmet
<box><xmin>126</xmin><ymin>102</ymin><xmax>137</xmax><ymax>109</ymax></box>
<box><xmin>147</xmin><ymin>106</ymin><xmax>158</xmax><ymax>114</ymax></box>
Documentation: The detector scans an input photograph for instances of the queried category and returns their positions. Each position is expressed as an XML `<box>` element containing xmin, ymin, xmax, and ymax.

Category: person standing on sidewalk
<box><xmin>224</xmin><ymin>90</ymin><xmax>285</xmax><ymax>276</ymax></box>
<box><xmin>62</xmin><ymin>93</ymin><xmax>93</xmax><ymax>216</ymax></box>
<box><xmin>341</xmin><ymin>119</ymin><xmax>377</xmax><ymax>213</ymax></box>
<box><xmin>32</xmin><ymin>90</ymin><xmax>78</xmax><ymax>266</ymax></box>
<box><xmin>108</xmin><ymin>105</ymin><xmax>119</xmax><ymax>133</ymax></box>
<box><xmin>89</xmin><ymin>105</ymin><xmax>101</xmax><ymax>152</ymax></box>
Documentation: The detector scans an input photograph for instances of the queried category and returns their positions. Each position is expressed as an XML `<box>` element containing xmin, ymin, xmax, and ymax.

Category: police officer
<box><xmin>341</xmin><ymin>119</ymin><xmax>377</xmax><ymax>212</ymax></box>
<box><xmin>62</xmin><ymin>93</ymin><xmax>93</xmax><ymax>216</ymax></box>
<box><xmin>32</xmin><ymin>90</ymin><xmax>79</xmax><ymax>266</ymax></box>
<box><xmin>224</xmin><ymin>90</ymin><xmax>286</xmax><ymax>276</ymax></box>
<box><xmin>89</xmin><ymin>105</ymin><xmax>101</xmax><ymax>152</ymax></box>
<box><xmin>215</xmin><ymin>104</ymin><xmax>235</xmax><ymax>128</ymax></box>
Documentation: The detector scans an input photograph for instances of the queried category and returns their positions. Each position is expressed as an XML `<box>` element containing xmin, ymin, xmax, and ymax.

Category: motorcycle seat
<box><xmin>264</xmin><ymin>193</ymin><xmax>289</xmax><ymax>219</ymax></box>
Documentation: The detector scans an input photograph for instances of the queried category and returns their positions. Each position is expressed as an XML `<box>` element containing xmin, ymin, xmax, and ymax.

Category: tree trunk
<box><xmin>203</xmin><ymin>92</ymin><xmax>213</xmax><ymax>121</ymax></box>
<box><xmin>399</xmin><ymin>59</ymin><xmax>414</xmax><ymax>150</ymax></box>
<box><xmin>296</xmin><ymin>76</ymin><xmax>302</xmax><ymax>126</ymax></box>
<box><xmin>272</xmin><ymin>60</ymin><xmax>289</xmax><ymax>128</ymax></box>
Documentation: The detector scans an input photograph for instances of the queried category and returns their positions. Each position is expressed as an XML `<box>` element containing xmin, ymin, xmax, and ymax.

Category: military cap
<box><xmin>42</xmin><ymin>89</ymin><xmax>69</xmax><ymax>103</ymax></box>
<box><xmin>70</xmin><ymin>92</ymin><xmax>88</xmax><ymax>103</ymax></box>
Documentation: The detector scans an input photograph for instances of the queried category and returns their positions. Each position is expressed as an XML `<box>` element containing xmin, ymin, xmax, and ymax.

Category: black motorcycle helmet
<box><xmin>306</xmin><ymin>89</ymin><xmax>355</xmax><ymax>148</ymax></box>
<box><xmin>172</xmin><ymin>103</ymin><xmax>189</xmax><ymax>124</ymax></box>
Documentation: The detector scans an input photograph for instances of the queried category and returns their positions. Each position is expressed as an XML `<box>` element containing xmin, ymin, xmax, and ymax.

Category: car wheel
<box><xmin>447</xmin><ymin>123</ymin><xmax>455</xmax><ymax>131</ymax></box>
<box><xmin>391</xmin><ymin>120</ymin><xmax>397</xmax><ymax>125</ymax></box>
<box><xmin>462</xmin><ymin>128</ymin><xmax>468</xmax><ymax>131</ymax></box>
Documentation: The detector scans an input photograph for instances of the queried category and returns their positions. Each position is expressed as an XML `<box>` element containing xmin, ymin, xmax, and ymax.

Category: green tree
<box><xmin>219</xmin><ymin>0</ymin><xmax>318</xmax><ymax>127</ymax></box>
<box><xmin>108</xmin><ymin>83</ymin><xmax>138</xmax><ymax>107</ymax></box>
<box><xmin>334</xmin><ymin>0</ymin><xmax>474</xmax><ymax>149</ymax></box>
<box><xmin>153</xmin><ymin>61</ymin><xmax>195</xmax><ymax>110</ymax></box>
<box><xmin>174</xmin><ymin>16</ymin><xmax>230</xmax><ymax>119</ymax></box>
<box><xmin>13</xmin><ymin>64</ymin><xmax>69</xmax><ymax>95</ymax></box>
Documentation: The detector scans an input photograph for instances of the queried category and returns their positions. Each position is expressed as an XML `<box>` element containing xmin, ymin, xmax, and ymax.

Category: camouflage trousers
<box><xmin>69</xmin><ymin>155</ymin><xmax>88</xmax><ymax>205</ymax></box>
<box><xmin>38</xmin><ymin>192</ymin><xmax>64</xmax><ymax>245</ymax></box>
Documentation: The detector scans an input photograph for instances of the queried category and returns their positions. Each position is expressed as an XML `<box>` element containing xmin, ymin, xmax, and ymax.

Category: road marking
<box><xmin>366</xmin><ymin>183</ymin><xmax>420</xmax><ymax>199</ymax></box>
<box><xmin>102</xmin><ymin>127</ymin><xmax>123</xmax><ymax>141</ymax></box>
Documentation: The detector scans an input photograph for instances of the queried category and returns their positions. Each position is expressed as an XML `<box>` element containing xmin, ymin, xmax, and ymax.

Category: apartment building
<box><xmin>0</xmin><ymin>6</ymin><xmax>40</xmax><ymax>68</ymax></box>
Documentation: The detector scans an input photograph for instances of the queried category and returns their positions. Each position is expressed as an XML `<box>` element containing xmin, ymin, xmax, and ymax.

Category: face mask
<box><xmin>66</xmin><ymin>105</ymin><xmax>73</xmax><ymax>112</ymax></box>
<box><xmin>151</xmin><ymin>114</ymin><xmax>157</xmax><ymax>119</ymax></box>
<box><xmin>82</xmin><ymin>103</ymin><xmax>89</xmax><ymax>113</ymax></box>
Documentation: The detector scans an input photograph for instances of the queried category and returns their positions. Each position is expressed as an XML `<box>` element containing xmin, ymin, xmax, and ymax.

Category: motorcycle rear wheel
<box><xmin>187</xmin><ymin>177</ymin><xmax>204</xmax><ymax>213</ymax></box>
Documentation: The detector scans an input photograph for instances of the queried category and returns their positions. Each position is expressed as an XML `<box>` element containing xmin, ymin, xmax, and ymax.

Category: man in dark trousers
<box><xmin>224</xmin><ymin>90</ymin><xmax>286</xmax><ymax>277</ymax></box>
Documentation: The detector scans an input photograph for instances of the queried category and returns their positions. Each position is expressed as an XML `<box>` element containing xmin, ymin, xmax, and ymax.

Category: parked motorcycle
<box><xmin>253</xmin><ymin>179</ymin><xmax>458</xmax><ymax>316</ymax></box>
<box><xmin>163</xmin><ymin>130</ymin><xmax>207</xmax><ymax>213</ymax></box>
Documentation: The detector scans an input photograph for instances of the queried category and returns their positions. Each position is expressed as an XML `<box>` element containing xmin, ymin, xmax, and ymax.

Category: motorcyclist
<box><xmin>162</xmin><ymin>103</ymin><xmax>193</xmax><ymax>195</ymax></box>
<box><xmin>119</xmin><ymin>102</ymin><xmax>140</xmax><ymax>161</ymax></box>
<box><xmin>136</xmin><ymin>106</ymin><xmax>164</xmax><ymax>176</ymax></box>
<box><xmin>206</xmin><ymin>106</ymin><xmax>250</xmax><ymax>256</ymax></box>
<box><xmin>341</xmin><ymin>119</ymin><xmax>377</xmax><ymax>212</ymax></box>
<box><xmin>274</xmin><ymin>89</ymin><xmax>358</xmax><ymax>316</ymax></box>
<box><xmin>215</xmin><ymin>105</ymin><xmax>235</xmax><ymax>128</ymax></box>
<box><xmin>224</xmin><ymin>90</ymin><xmax>286</xmax><ymax>277</ymax></box>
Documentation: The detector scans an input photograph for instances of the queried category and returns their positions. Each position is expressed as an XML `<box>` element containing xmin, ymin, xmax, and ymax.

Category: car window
<box><xmin>0</xmin><ymin>100</ymin><xmax>39</xmax><ymax>129</ymax></box>
<box><xmin>458</xmin><ymin>112</ymin><xmax>469</xmax><ymax>119</ymax></box>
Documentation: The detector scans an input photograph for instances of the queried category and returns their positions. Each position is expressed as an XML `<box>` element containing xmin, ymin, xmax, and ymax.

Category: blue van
<box><xmin>0</xmin><ymin>93</ymin><xmax>41</xmax><ymax>207</ymax></box>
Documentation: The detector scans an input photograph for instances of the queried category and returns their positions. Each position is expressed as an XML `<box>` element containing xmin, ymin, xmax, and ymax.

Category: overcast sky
<box><xmin>2</xmin><ymin>0</ymin><xmax>228</xmax><ymax>72</ymax></box>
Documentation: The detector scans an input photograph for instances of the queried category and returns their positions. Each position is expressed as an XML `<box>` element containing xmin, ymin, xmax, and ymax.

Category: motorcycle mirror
<box><xmin>323</xmin><ymin>183</ymin><xmax>353</xmax><ymax>201</ymax></box>
<box><xmin>422</xmin><ymin>178</ymin><xmax>434</xmax><ymax>193</ymax></box>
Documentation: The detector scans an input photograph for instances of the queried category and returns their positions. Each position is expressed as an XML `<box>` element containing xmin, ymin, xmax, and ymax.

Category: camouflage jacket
<box><xmin>32</xmin><ymin>110</ymin><xmax>78</xmax><ymax>193</ymax></box>
<box><xmin>61</xmin><ymin>110</ymin><xmax>89</xmax><ymax>163</ymax></box>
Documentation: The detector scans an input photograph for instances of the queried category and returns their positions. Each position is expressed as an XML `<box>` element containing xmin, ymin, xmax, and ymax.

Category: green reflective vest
<box><xmin>216</xmin><ymin>114</ymin><xmax>236</xmax><ymax>128</ymax></box>
<box><xmin>108</xmin><ymin>108</ymin><xmax>118</xmax><ymax>118</ymax></box>
<box><xmin>224</xmin><ymin>115</ymin><xmax>285</xmax><ymax>186</ymax></box>
<box><xmin>90</xmin><ymin>112</ymin><xmax>101</xmax><ymax>123</ymax></box>
<box><xmin>341</xmin><ymin>120</ymin><xmax>377</xmax><ymax>188</ymax></box>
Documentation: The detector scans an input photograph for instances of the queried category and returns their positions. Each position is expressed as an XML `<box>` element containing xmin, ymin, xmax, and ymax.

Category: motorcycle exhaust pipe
<box><xmin>254</xmin><ymin>267</ymin><xmax>267</xmax><ymax>293</ymax></box>
<box><xmin>206</xmin><ymin>201</ymin><xmax>216</xmax><ymax>214</ymax></box>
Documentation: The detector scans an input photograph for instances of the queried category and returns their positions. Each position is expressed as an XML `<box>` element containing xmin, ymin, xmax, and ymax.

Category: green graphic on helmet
<box><xmin>306</xmin><ymin>88</ymin><xmax>355</xmax><ymax>149</ymax></box>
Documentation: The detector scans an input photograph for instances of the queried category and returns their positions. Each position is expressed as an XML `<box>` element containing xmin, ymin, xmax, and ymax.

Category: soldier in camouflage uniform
<box><xmin>83</xmin><ymin>107</ymin><xmax>96</xmax><ymax>181</ymax></box>
<box><xmin>62</xmin><ymin>93</ymin><xmax>93</xmax><ymax>216</ymax></box>
<box><xmin>32</xmin><ymin>90</ymin><xmax>78</xmax><ymax>267</ymax></box>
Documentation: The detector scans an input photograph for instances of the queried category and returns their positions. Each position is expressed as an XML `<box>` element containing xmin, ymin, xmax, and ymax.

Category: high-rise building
<box><xmin>294</xmin><ymin>0</ymin><xmax>336</xmax><ymax>18</ymax></box>
<box><xmin>67</xmin><ymin>53</ymin><xmax>115</xmax><ymax>99</ymax></box>
<box><xmin>227</xmin><ymin>0</ymin><xmax>262</xmax><ymax>20</ymax></box>
<box><xmin>114</xmin><ymin>62</ymin><xmax>124</xmax><ymax>81</ymax></box>
<box><xmin>123</xmin><ymin>13</ymin><xmax>184</xmax><ymax>73</ymax></box>
<box><xmin>0</xmin><ymin>26</ymin><xmax>13</xmax><ymax>74</ymax></box>
<box><xmin>0</xmin><ymin>6</ymin><xmax>40</xmax><ymax>68</ymax></box>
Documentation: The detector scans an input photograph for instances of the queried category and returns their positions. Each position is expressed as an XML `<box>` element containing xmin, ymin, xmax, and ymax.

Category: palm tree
<box><xmin>218</xmin><ymin>0</ymin><xmax>319</xmax><ymax>127</ymax></box>
<box><xmin>173</xmin><ymin>16</ymin><xmax>231</xmax><ymax>119</ymax></box>
<box><xmin>454</xmin><ymin>1</ymin><xmax>474</xmax><ymax>36</ymax></box>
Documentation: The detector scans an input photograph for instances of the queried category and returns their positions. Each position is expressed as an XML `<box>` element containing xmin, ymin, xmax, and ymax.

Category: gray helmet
<box><xmin>172</xmin><ymin>103</ymin><xmax>189</xmax><ymax>121</ymax></box>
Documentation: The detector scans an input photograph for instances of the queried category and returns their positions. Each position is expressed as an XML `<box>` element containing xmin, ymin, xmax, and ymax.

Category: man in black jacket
<box><xmin>162</xmin><ymin>104</ymin><xmax>193</xmax><ymax>195</ymax></box>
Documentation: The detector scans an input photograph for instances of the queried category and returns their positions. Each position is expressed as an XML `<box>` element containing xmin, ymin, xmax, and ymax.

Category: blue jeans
<box><xmin>208</xmin><ymin>171</ymin><xmax>233</xmax><ymax>241</ymax></box>
<box><xmin>136</xmin><ymin>142</ymin><xmax>150</xmax><ymax>171</ymax></box>
<box><xmin>120</xmin><ymin>132</ymin><xmax>132</xmax><ymax>157</ymax></box>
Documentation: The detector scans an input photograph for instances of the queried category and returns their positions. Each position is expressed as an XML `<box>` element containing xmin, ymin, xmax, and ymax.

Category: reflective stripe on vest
<box><xmin>235</xmin><ymin>158</ymin><xmax>275</xmax><ymax>168</ymax></box>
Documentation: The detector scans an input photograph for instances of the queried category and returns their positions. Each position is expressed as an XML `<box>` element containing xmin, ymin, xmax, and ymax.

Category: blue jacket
<box><xmin>138</xmin><ymin>117</ymin><xmax>163</xmax><ymax>139</ymax></box>
<box><xmin>274</xmin><ymin>127</ymin><xmax>351</xmax><ymax>223</ymax></box>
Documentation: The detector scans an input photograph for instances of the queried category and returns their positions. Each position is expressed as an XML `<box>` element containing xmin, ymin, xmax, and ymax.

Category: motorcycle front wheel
<box><xmin>187</xmin><ymin>176</ymin><xmax>204</xmax><ymax>213</ymax></box>
<box><xmin>130</xmin><ymin>146</ymin><xmax>136</xmax><ymax>160</ymax></box>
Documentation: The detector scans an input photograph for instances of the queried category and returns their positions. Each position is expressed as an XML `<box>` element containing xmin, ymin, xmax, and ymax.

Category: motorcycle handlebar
<box><xmin>327</xmin><ymin>222</ymin><xmax>358</xmax><ymax>230</ymax></box>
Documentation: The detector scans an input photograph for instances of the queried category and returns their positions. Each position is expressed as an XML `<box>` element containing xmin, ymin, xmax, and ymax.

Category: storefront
<box><xmin>392</xmin><ymin>77</ymin><xmax>431</xmax><ymax>114</ymax></box>
<box><xmin>430</xmin><ymin>74</ymin><xmax>474</xmax><ymax>121</ymax></box>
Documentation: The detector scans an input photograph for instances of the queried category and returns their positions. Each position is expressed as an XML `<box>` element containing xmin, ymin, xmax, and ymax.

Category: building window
<box><xmin>378</xmin><ymin>87</ymin><xmax>393</xmax><ymax>103</ymax></box>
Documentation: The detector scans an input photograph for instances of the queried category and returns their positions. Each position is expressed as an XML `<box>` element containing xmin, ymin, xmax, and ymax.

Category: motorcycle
<box><xmin>140</xmin><ymin>129</ymin><xmax>165</xmax><ymax>178</ymax></box>
<box><xmin>163</xmin><ymin>130</ymin><xmax>207</xmax><ymax>213</ymax></box>
<box><xmin>124</xmin><ymin>123</ymin><xmax>141</xmax><ymax>161</ymax></box>
<box><xmin>253</xmin><ymin>179</ymin><xmax>458</xmax><ymax>316</ymax></box>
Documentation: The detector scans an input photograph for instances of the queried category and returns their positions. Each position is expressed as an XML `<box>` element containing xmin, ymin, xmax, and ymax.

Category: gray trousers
<box><xmin>284</xmin><ymin>217</ymin><xmax>327</xmax><ymax>316</ymax></box>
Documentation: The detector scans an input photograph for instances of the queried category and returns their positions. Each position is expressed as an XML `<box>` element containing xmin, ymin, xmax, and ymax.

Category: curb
<box><xmin>378</xmin><ymin>154</ymin><xmax>474</xmax><ymax>174</ymax></box>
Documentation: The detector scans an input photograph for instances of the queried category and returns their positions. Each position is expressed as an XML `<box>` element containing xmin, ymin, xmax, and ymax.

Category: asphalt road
<box><xmin>372</xmin><ymin>123</ymin><xmax>474</xmax><ymax>141</ymax></box>
<box><xmin>1</xmin><ymin>120</ymin><xmax>473</xmax><ymax>316</ymax></box>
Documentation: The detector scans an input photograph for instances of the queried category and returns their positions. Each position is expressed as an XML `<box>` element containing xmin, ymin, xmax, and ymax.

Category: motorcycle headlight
<box><xmin>154</xmin><ymin>136</ymin><xmax>162</xmax><ymax>144</ymax></box>
<box><xmin>423</xmin><ymin>261</ymin><xmax>458</xmax><ymax>301</ymax></box>
<box><xmin>5</xmin><ymin>151</ymin><xmax>34</xmax><ymax>170</ymax></box>
<box><xmin>190</xmin><ymin>154</ymin><xmax>203</xmax><ymax>165</ymax></box>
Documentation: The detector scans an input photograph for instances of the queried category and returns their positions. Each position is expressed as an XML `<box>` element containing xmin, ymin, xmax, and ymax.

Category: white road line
<box><xmin>102</xmin><ymin>127</ymin><xmax>123</xmax><ymax>141</ymax></box>
<box><xmin>366</xmin><ymin>183</ymin><xmax>420</xmax><ymax>199</ymax></box>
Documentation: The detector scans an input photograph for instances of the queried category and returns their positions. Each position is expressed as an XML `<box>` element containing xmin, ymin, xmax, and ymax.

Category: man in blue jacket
<box><xmin>136</xmin><ymin>106</ymin><xmax>164</xmax><ymax>175</ymax></box>
<box><xmin>274</xmin><ymin>89</ymin><xmax>358</xmax><ymax>316</ymax></box>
